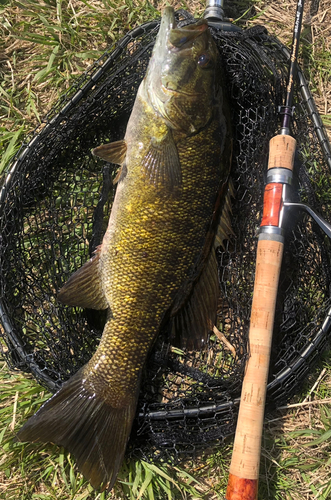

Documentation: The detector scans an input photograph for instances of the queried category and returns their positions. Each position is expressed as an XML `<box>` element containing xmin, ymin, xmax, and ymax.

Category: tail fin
<box><xmin>17</xmin><ymin>369</ymin><xmax>138</xmax><ymax>490</ymax></box>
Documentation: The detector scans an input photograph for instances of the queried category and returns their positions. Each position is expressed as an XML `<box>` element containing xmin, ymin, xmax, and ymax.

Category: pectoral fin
<box><xmin>142</xmin><ymin>129</ymin><xmax>181</xmax><ymax>192</ymax></box>
<box><xmin>58</xmin><ymin>247</ymin><xmax>108</xmax><ymax>310</ymax></box>
<box><xmin>171</xmin><ymin>250</ymin><xmax>219</xmax><ymax>350</ymax></box>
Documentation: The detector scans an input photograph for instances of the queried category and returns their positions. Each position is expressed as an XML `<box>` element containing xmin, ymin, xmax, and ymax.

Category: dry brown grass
<box><xmin>1</xmin><ymin>0</ymin><xmax>330</xmax><ymax>133</ymax></box>
<box><xmin>249</xmin><ymin>0</ymin><xmax>331</xmax><ymax>137</ymax></box>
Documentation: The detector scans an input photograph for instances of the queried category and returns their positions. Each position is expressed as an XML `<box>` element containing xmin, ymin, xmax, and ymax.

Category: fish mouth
<box><xmin>153</xmin><ymin>9</ymin><xmax>207</xmax><ymax>99</ymax></box>
<box><xmin>155</xmin><ymin>8</ymin><xmax>208</xmax><ymax>59</ymax></box>
<box><xmin>153</xmin><ymin>7</ymin><xmax>176</xmax><ymax>62</ymax></box>
<box><xmin>161</xmin><ymin>6</ymin><xmax>176</xmax><ymax>31</ymax></box>
<box><xmin>161</xmin><ymin>84</ymin><xmax>202</xmax><ymax>98</ymax></box>
<box><xmin>145</xmin><ymin>8</ymin><xmax>208</xmax><ymax>129</ymax></box>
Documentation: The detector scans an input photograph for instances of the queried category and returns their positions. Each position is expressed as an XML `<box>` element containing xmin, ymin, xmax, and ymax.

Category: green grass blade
<box><xmin>0</xmin><ymin>125</ymin><xmax>25</xmax><ymax>175</ymax></box>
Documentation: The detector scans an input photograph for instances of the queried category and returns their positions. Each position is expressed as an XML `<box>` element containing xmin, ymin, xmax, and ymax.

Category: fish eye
<box><xmin>198</xmin><ymin>53</ymin><xmax>211</xmax><ymax>68</ymax></box>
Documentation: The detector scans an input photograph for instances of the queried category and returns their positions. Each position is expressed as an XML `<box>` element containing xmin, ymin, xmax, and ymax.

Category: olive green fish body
<box><xmin>86</xmin><ymin>86</ymin><xmax>227</xmax><ymax>400</ymax></box>
<box><xmin>17</xmin><ymin>7</ymin><xmax>232</xmax><ymax>491</ymax></box>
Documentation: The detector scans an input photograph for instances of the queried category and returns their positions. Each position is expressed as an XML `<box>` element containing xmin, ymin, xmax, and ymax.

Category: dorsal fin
<box><xmin>171</xmin><ymin>249</ymin><xmax>219</xmax><ymax>350</ymax></box>
<box><xmin>171</xmin><ymin>179</ymin><xmax>235</xmax><ymax>350</ymax></box>
<box><xmin>214</xmin><ymin>179</ymin><xmax>235</xmax><ymax>249</ymax></box>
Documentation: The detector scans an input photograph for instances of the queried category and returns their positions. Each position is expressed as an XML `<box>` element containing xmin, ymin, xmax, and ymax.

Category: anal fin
<box><xmin>58</xmin><ymin>247</ymin><xmax>108</xmax><ymax>310</ymax></box>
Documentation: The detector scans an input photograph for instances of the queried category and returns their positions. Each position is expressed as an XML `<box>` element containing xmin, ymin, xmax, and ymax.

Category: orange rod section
<box><xmin>261</xmin><ymin>183</ymin><xmax>283</xmax><ymax>227</ymax></box>
<box><xmin>226</xmin><ymin>474</ymin><xmax>258</xmax><ymax>500</ymax></box>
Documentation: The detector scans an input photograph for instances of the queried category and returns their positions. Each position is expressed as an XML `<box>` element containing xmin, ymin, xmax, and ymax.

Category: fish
<box><xmin>17</xmin><ymin>7</ymin><xmax>233</xmax><ymax>491</ymax></box>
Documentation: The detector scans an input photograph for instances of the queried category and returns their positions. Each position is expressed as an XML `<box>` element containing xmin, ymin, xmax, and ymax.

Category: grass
<box><xmin>2</xmin><ymin>358</ymin><xmax>331</xmax><ymax>499</ymax></box>
<box><xmin>1</xmin><ymin>0</ymin><xmax>331</xmax><ymax>499</ymax></box>
<box><xmin>0</xmin><ymin>0</ymin><xmax>179</xmax><ymax>175</ymax></box>
<box><xmin>0</xmin><ymin>362</ymin><xmax>208</xmax><ymax>500</ymax></box>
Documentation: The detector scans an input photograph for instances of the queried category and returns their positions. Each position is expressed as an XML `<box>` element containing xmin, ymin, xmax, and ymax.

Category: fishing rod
<box><xmin>225</xmin><ymin>0</ymin><xmax>306</xmax><ymax>498</ymax></box>
<box><xmin>224</xmin><ymin>0</ymin><xmax>331</xmax><ymax>495</ymax></box>
<box><xmin>203</xmin><ymin>0</ymin><xmax>241</xmax><ymax>30</ymax></box>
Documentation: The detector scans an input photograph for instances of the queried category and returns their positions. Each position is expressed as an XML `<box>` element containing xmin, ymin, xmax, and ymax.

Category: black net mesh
<box><xmin>1</xmin><ymin>10</ymin><xmax>331</xmax><ymax>463</ymax></box>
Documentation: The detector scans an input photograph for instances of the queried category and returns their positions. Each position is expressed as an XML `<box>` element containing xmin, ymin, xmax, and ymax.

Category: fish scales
<box><xmin>17</xmin><ymin>7</ymin><xmax>232</xmax><ymax>491</ymax></box>
<box><xmin>86</xmin><ymin>115</ymin><xmax>225</xmax><ymax>402</ymax></box>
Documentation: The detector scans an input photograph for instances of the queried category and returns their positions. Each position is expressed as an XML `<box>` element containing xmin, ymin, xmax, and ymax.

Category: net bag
<box><xmin>1</xmin><ymin>10</ymin><xmax>331</xmax><ymax>462</ymax></box>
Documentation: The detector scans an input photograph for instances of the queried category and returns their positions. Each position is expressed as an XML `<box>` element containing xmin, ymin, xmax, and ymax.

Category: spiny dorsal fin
<box><xmin>142</xmin><ymin>129</ymin><xmax>181</xmax><ymax>192</ymax></box>
<box><xmin>214</xmin><ymin>178</ymin><xmax>235</xmax><ymax>249</ymax></box>
<box><xmin>58</xmin><ymin>247</ymin><xmax>108</xmax><ymax>310</ymax></box>
<box><xmin>93</xmin><ymin>140</ymin><xmax>127</xmax><ymax>165</ymax></box>
<box><xmin>171</xmin><ymin>249</ymin><xmax>219</xmax><ymax>350</ymax></box>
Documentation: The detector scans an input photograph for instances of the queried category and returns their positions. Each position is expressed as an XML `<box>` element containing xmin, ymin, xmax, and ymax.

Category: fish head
<box><xmin>145</xmin><ymin>7</ymin><xmax>222</xmax><ymax>134</ymax></box>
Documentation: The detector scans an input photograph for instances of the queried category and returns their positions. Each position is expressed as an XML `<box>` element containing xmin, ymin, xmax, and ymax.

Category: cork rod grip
<box><xmin>226</xmin><ymin>239</ymin><xmax>284</xmax><ymax>499</ymax></box>
<box><xmin>267</xmin><ymin>135</ymin><xmax>296</xmax><ymax>171</ymax></box>
<box><xmin>226</xmin><ymin>134</ymin><xmax>295</xmax><ymax>500</ymax></box>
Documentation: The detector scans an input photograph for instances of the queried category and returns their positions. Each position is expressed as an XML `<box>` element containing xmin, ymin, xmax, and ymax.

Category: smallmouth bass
<box><xmin>18</xmin><ymin>7</ymin><xmax>232</xmax><ymax>490</ymax></box>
